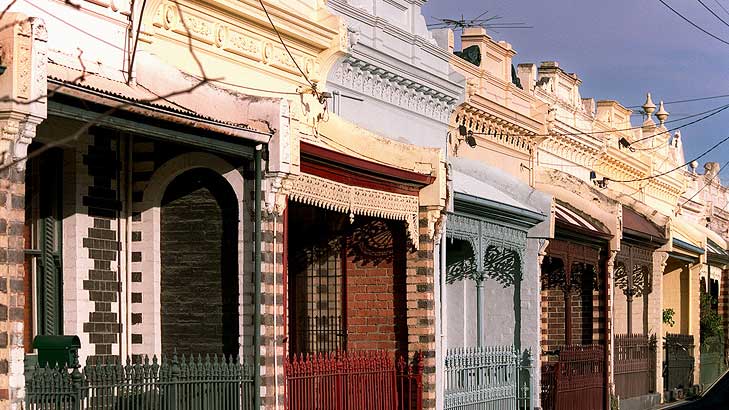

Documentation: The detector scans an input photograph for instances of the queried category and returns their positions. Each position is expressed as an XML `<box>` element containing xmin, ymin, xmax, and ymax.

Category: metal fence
<box><xmin>26</xmin><ymin>354</ymin><xmax>254</xmax><ymax>410</ymax></box>
<box><xmin>614</xmin><ymin>334</ymin><xmax>655</xmax><ymax>399</ymax></box>
<box><xmin>284</xmin><ymin>350</ymin><xmax>422</xmax><ymax>410</ymax></box>
<box><xmin>664</xmin><ymin>333</ymin><xmax>695</xmax><ymax>391</ymax></box>
<box><xmin>699</xmin><ymin>337</ymin><xmax>726</xmax><ymax>387</ymax></box>
<box><xmin>444</xmin><ymin>345</ymin><xmax>531</xmax><ymax>410</ymax></box>
<box><xmin>540</xmin><ymin>345</ymin><xmax>605</xmax><ymax>410</ymax></box>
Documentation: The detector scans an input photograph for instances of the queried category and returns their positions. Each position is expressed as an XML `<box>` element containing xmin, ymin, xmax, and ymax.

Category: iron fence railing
<box><xmin>284</xmin><ymin>350</ymin><xmax>422</xmax><ymax>410</ymax></box>
<box><xmin>25</xmin><ymin>354</ymin><xmax>253</xmax><ymax>410</ymax></box>
<box><xmin>540</xmin><ymin>345</ymin><xmax>605</xmax><ymax>410</ymax></box>
<box><xmin>664</xmin><ymin>333</ymin><xmax>695</xmax><ymax>391</ymax></box>
<box><xmin>444</xmin><ymin>345</ymin><xmax>532</xmax><ymax>410</ymax></box>
<box><xmin>699</xmin><ymin>336</ymin><xmax>726</xmax><ymax>387</ymax></box>
<box><xmin>614</xmin><ymin>333</ymin><xmax>655</xmax><ymax>399</ymax></box>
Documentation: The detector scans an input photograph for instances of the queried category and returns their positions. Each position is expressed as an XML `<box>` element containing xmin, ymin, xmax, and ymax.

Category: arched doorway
<box><xmin>160</xmin><ymin>168</ymin><xmax>239</xmax><ymax>357</ymax></box>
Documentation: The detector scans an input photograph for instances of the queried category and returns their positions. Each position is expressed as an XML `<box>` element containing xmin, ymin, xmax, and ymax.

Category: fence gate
<box><xmin>614</xmin><ymin>334</ymin><xmax>655</xmax><ymax>399</ymax></box>
<box><xmin>443</xmin><ymin>346</ymin><xmax>531</xmax><ymax>410</ymax></box>
<box><xmin>699</xmin><ymin>337</ymin><xmax>725</xmax><ymax>387</ymax></box>
<box><xmin>540</xmin><ymin>345</ymin><xmax>605</xmax><ymax>410</ymax></box>
<box><xmin>285</xmin><ymin>350</ymin><xmax>422</xmax><ymax>410</ymax></box>
<box><xmin>663</xmin><ymin>333</ymin><xmax>694</xmax><ymax>392</ymax></box>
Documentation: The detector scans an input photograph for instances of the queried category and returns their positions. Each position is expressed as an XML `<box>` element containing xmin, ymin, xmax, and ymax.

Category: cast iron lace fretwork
<box><xmin>541</xmin><ymin>256</ymin><xmax>599</xmax><ymax>295</ymax></box>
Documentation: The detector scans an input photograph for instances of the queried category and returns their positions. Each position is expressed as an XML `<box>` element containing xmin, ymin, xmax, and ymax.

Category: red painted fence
<box><xmin>285</xmin><ymin>350</ymin><xmax>423</xmax><ymax>410</ymax></box>
<box><xmin>541</xmin><ymin>345</ymin><xmax>605</xmax><ymax>410</ymax></box>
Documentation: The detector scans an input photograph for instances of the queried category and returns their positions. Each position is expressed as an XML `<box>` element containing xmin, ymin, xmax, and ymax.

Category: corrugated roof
<box><xmin>47</xmin><ymin>57</ymin><xmax>275</xmax><ymax>138</ymax></box>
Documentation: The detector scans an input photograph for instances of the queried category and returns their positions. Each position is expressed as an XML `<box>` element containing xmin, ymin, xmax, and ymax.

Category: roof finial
<box><xmin>642</xmin><ymin>92</ymin><xmax>656</xmax><ymax>117</ymax></box>
<box><xmin>655</xmin><ymin>100</ymin><xmax>669</xmax><ymax>124</ymax></box>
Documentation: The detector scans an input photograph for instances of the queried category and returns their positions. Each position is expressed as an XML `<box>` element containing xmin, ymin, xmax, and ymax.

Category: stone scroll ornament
<box><xmin>445</xmin><ymin>213</ymin><xmax>526</xmax><ymax>286</ymax></box>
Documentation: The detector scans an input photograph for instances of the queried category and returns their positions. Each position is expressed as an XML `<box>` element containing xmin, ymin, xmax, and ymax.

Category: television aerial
<box><xmin>426</xmin><ymin>11</ymin><xmax>531</xmax><ymax>32</ymax></box>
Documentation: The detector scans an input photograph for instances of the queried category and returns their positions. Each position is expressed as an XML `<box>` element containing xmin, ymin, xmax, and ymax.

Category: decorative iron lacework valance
<box><xmin>289</xmin><ymin>173</ymin><xmax>421</xmax><ymax>249</ymax></box>
<box><xmin>446</xmin><ymin>213</ymin><xmax>527</xmax><ymax>286</ymax></box>
<box><xmin>615</xmin><ymin>244</ymin><xmax>653</xmax><ymax>298</ymax></box>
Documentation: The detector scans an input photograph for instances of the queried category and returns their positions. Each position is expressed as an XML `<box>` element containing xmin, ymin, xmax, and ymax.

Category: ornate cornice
<box><xmin>146</xmin><ymin>0</ymin><xmax>344</xmax><ymax>84</ymax></box>
<box><xmin>454</xmin><ymin>106</ymin><xmax>534</xmax><ymax>156</ymax></box>
<box><xmin>331</xmin><ymin>56</ymin><xmax>457</xmax><ymax>122</ymax></box>
<box><xmin>287</xmin><ymin>172</ymin><xmax>421</xmax><ymax>249</ymax></box>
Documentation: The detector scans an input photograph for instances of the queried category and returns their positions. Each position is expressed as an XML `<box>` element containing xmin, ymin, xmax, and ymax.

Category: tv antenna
<box><xmin>426</xmin><ymin>11</ymin><xmax>531</xmax><ymax>32</ymax></box>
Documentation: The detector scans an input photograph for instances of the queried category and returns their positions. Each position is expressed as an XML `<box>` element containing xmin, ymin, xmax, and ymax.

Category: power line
<box><xmin>656</xmin><ymin>0</ymin><xmax>729</xmax><ymax>46</ymax></box>
<box><xmin>257</xmin><ymin>0</ymin><xmax>317</xmax><ymax>93</ymax></box>
<box><xmin>626</xmin><ymin>93</ymin><xmax>729</xmax><ymax>108</ymax></box>
<box><xmin>470</xmin><ymin>102</ymin><xmax>729</xmax><ymax>141</ymax></box>
<box><xmin>679</xmin><ymin>158</ymin><xmax>729</xmax><ymax>209</ymax></box>
<box><xmin>713</xmin><ymin>0</ymin><xmax>729</xmax><ymax>18</ymax></box>
<box><xmin>631</xmin><ymin>103</ymin><xmax>729</xmax><ymax>147</ymax></box>
<box><xmin>187</xmin><ymin>75</ymin><xmax>301</xmax><ymax>95</ymax></box>
<box><xmin>607</xmin><ymin>134</ymin><xmax>729</xmax><ymax>183</ymax></box>
<box><xmin>697</xmin><ymin>0</ymin><xmax>729</xmax><ymax>29</ymax></box>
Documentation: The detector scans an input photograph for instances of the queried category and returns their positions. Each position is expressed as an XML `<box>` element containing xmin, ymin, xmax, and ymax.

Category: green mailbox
<box><xmin>32</xmin><ymin>335</ymin><xmax>81</xmax><ymax>368</ymax></box>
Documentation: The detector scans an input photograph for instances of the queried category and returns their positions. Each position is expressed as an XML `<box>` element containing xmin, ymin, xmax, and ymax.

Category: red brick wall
<box><xmin>541</xmin><ymin>286</ymin><xmax>604</xmax><ymax>352</ymax></box>
<box><xmin>345</xmin><ymin>254</ymin><xmax>406</xmax><ymax>352</ymax></box>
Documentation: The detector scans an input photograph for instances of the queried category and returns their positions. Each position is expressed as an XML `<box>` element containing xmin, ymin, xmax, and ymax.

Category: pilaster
<box><xmin>0</xmin><ymin>12</ymin><xmax>47</xmax><ymax>409</ymax></box>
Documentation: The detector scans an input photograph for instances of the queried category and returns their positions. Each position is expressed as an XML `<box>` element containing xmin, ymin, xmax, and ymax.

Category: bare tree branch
<box><xmin>0</xmin><ymin>76</ymin><xmax>213</xmax><ymax>172</ymax></box>
<box><xmin>0</xmin><ymin>3</ymin><xmax>222</xmax><ymax>171</ymax></box>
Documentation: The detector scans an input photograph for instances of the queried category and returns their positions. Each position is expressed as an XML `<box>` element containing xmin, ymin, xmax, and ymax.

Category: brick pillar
<box><xmin>259</xmin><ymin>208</ymin><xmax>285</xmax><ymax>410</ymax></box>
<box><xmin>406</xmin><ymin>209</ymin><xmax>437</xmax><ymax>410</ymax></box>
<box><xmin>652</xmin><ymin>250</ymin><xmax>669</xmax><ymax>398</ymax></box>
<box><xmin>721</xmin><ymin>268</ymin><xmax>729</xmax><ymax>353</ymax></box>
<box><xmin>0</xmin><ymin>12</ymin><xmax>47</xmax><ymax>409</ymax></box>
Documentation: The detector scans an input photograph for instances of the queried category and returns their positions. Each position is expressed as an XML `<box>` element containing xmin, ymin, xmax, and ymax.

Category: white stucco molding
<box><xmin>331</xmin><ymin>56</ymin><xmax>458</xmax><ymax>123</ymax></box>
<box><xmin>0</xmin><ymin>13</ymin><xmax>48</xmax><ymax>171</ymax></box>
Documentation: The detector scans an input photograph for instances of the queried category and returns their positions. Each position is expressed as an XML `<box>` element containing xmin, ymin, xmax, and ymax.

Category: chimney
<box><xmin>517</xmin><ymin>63</ymin><xmax>537</xmax><ymax>90</ymax></box>
<box><xmin>431</xmin><ymin>28</ymin><xmax>454</xmax><ymax>54</ymax></box>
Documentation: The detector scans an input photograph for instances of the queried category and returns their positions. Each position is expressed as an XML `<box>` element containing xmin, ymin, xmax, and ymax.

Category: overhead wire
<box><xmin>679</xmin><ymin>158</ymin><xmax>729</xmax><ymax>209</ymax></box>
<box><xmin>28</xmin><ymin>1</ymin><xmax>307</xmax><ymax>97</ymax></box>
<box><xmin>469</xmin><ymin>101</ymin><xmax>729</xmax><ymax>142</ymax></box>
<box><xmin>257</xmin><ymin>0</ymin><xmax>318</xmax><ymax>92</ymax></box>
<box><xmin>697</xmin><ymin>0</ymin><xmax>729</xmax><ymax>29</ymax></box>
<box><xmin>626</xmin><ymin>92</ymin><xmax>729</xmax><ymax>108</ymax></box>
<box><xmin>607</xmin><ymin>134</ymin><xmax>729</xmax><ymax>183</ymax></box>
<box><xmin>656</xmin><ymin>0</ymin><xmax>729</xmax><ymax>46</ymax></box>
<box><xmin>713</xmin><ymin>0</ymin><xmax>729</xmax><ymax>18</ymax></box>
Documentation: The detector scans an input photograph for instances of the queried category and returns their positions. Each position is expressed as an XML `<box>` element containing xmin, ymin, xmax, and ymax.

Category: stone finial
<box><xmin>642</xmin><ymin>93</ymin><xmax>656</xmax><ymax>117</ymax></box>
<box><xmin>655</xmin><ymin>101</ymin><xmax>669</xmax><ymax>124</ymax></box>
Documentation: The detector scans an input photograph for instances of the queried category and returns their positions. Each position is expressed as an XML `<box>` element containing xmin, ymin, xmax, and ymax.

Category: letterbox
<box><xmin>32</xmin><ymin>335</ymin><xmax>81</xmax><ymax>368</ymax></box>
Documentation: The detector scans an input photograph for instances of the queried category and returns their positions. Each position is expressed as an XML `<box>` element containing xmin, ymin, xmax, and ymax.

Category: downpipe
<box><xmin>254</xmin><ymin>145</ymin><xmax>262</xmax><ymax>410</ymax></box>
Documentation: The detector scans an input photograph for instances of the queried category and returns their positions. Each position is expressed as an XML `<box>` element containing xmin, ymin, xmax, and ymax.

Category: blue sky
<box><xmin>422</xmin><ymin>0</ymin><xmax>729</xmax><ymax>167</ymax></box>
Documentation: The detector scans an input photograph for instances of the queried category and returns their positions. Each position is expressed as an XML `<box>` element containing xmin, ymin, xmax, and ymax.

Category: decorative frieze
<box><xmin>446</xmin><ymin>213</ymin><xmax>528</xmax><ymax>285</ymax></box>
<box><xmin>152</xmin><ymin>1</ymin><xmax>320</xmax><ymax>80</ymax></box>
<box><xmin>287</xmin><ymin>173</ymin><xmax>421</xmax><ymax>248</ymax></box>
<box><xmin>332</xmin><ymin>57</ymin><xmax>456</xmax><ymax>122</ymax></box>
